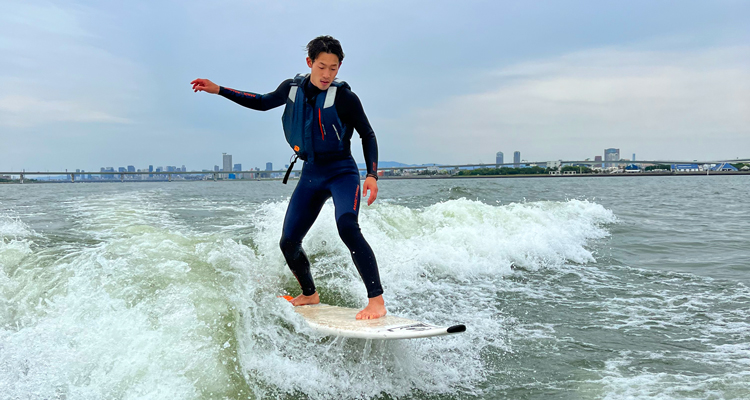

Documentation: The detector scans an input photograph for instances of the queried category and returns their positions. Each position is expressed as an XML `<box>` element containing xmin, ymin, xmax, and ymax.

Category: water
<box><xmin>1</xmin><ymin>176</ymin><xmax>748</xmax><ymax>399</ymax></box>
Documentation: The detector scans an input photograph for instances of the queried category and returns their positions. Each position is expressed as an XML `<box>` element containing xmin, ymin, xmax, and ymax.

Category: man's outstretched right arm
<box><xmin>190</xmin><ymin>78</ymin><xmax>292</xmax><ymax>111</ymax></box>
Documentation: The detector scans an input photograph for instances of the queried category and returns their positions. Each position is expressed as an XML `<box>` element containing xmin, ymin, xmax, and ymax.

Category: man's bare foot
<box><xmin>290</xmin><ymin>292</ymin><xmax>320</xmax><ymax>306</ymax></box>
<box><xmin>356</xmin><ymin>295</ymin><xmax>387</xmax><ymax>320</ymax></box>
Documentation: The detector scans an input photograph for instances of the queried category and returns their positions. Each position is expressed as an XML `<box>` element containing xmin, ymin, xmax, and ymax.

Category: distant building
<box><xmin>118</xmin><ymin>167</ymin><xmax>126</xmax><ymax>173</ymax></box>
<box><xmin>625</xmin><ymin>164</ymin><xmax>641</xmax><ymax>173</ymax></box>
<box><xmin>632</xmin><ymin>153</ymin><xmax>636</xmax><ymax>162</ymax></box>
<box><xmin>513</xmin><ymin>151</ymin><xmax>520</xmax><ymax>167</ymax></box>
<box><xmin>711</xmin><ymin>163</ymin><xmax>738</xmax><ymax>172</ymax></box>
<box><xmin>214</xmin><ymin>165</ymin><xmax>220</xmax><ymax>172</ymax></box>
<box><xmin>604</xmin><ymin>148</ymin><xmax>620</xmax><ymax>168</ymax></box>
<box><xmin>672</xmin><ymin>164</ymin><xmax>701</xmax><ymax>172</ymax></box>
<box><xmin>127</xmin><ymin>165</ymin><xmax>135</xmax><ymax>173</ymax></box>
<box><xmin>266</xmin><ymin>162</ymin><xmax>273</xmax><ymax>171</ymax></box>
<box><xmin>547</xmin><ymin>160</ymin><xmax>562</xmax><ymax>169</ymax></box>
<box><xmin>233</xmin><ymin>164</ymin><xmax>242</xmax><ymax>171</ymax></box>
<box><xmin>496</xmin><ymin>151</ymin><xmax>504</xmax><ymax>166</ymax></box>
<box><xmin>181</xmin><ymin>165</ymin><xmax>186</xmax><ymax>172</ymax></box>
<box><xmin>222</xmin><ymin>153</ymin><xmax>232</xmax><ymax>179</ymax></box>
<box><xmin>594</xmin><ymin>156</ymin><xmax>603</xmax><ymax>168</ymax></box>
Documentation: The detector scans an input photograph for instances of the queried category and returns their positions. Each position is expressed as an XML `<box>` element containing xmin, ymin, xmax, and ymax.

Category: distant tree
<box><xmin>561</xmin><ymin>165</ymin><xmax>592</xmax><ymax>173</ymax></box>
<box><xmin>457</xmin><ymin>166</ymin><xmax>549</xmax><ymax>176</ymax></box>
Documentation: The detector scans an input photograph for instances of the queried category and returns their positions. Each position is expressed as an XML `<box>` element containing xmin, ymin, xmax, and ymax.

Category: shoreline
<box><xmin>387</xmin><ymin>171</ymin><xmax>750</xmax><ymax>179</ymax></box>
<box><xmin>2</xmin><ymin>171</ymin><xmax>749</xmax><ymax>184</ymax></box>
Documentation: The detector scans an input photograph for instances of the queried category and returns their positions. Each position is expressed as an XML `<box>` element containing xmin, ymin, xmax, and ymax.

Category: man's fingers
<box><xmin>366</xmin><ymin>187</ymin><xmax>378</xmax><ymax>206</ymax></box>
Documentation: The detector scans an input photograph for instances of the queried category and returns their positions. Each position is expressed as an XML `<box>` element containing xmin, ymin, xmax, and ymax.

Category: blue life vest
<box><xmin>282</xmin><ymin>74</ymin><xmax>350</xmax><ymax>162</ymax></box>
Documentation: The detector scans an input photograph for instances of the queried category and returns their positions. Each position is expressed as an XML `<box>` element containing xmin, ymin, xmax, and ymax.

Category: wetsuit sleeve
<box><xmin>218</xmin><ymin>79</ymin><xmax>292</xmax><ymax>111</ymax></box>
<box><xmin>337</xmin><ymin>90</ymin><xmax>378</xmax><ymax>176</ymax></box>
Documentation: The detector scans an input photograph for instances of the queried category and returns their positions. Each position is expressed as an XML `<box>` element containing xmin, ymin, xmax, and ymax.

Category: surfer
<box><xmin>191</xmin><ymin>36</ymin><xmax>386</xmax><ymax>319</ymax></box>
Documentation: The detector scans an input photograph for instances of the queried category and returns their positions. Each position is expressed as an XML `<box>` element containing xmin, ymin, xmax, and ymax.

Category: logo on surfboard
<box><xmin>386</xmin><ymin>323</ymin><xmax>435</xmax><ymax>332</ymax></box>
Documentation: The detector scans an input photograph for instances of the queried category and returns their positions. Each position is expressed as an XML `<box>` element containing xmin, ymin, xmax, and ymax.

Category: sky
<box><xmin>1</xmin><ymin>0</ymin><xmax>749</xmax><ymax>172</ymax></box>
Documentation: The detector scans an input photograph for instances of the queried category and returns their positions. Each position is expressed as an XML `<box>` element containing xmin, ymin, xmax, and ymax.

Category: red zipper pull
<box><xmin>318</xmin><ymin>108</ymin><xmax>324</xmax><ymax>140</ymax></box>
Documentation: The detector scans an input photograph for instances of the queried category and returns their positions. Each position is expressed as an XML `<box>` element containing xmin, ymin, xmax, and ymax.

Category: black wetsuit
<box><xmin>219</xmin><ymin>78</ymin><xmax>383</xmax><ymax>298</ymax></box>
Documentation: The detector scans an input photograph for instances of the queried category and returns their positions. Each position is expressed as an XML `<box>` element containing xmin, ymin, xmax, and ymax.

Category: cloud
<box><xmin>0</xmin><ymin>1</ymin><xmax>143</xmax><ymax>130</ymax></box>
<box><xmin>0</xmin><ymin>1</ymin><xmax>91</xmax><ymax>37</ymax></box>
<box><xmin>0</xmin><ymin>95</ymin><xmax>131</xmax><ymax>127</ymax></box>
<box><xmin>400</xmin><ymin>46</ymin><xmax>750</xmax><ymax>163</ymax></box>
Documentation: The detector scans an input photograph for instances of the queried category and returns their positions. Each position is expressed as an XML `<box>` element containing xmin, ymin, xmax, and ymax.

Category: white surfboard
<box><xmin>282</xmin><ymin>298</ymin><xmax>466</xmax><ymax>340</ymax></box>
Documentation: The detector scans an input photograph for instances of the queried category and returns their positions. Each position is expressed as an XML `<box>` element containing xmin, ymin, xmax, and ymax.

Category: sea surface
<box><xmin>1</xmin><ymin>176</ymin><xmax>749</xmax><ymax>399</ymax></box>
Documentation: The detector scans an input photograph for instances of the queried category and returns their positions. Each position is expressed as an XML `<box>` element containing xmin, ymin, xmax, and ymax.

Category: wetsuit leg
<box><xmin>279</xmin><ymin>175</ymin><xmax>330</xmax><ymax>296</ymax></box>
<box><xmin>328</xmin><ymin>171</ymin><xmax>383</xmax><ymax>298</ymax></box>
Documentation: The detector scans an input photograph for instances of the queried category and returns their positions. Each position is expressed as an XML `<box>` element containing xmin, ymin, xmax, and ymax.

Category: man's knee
<box><xmin>279</xmin><ymin>235</ymin><xmax>299</xmax><ymax>255</ymax></box>
<box><xmin>336</xmin><ymin>213</ymin><xmax>362</xmax><ymax>243</ymax></box>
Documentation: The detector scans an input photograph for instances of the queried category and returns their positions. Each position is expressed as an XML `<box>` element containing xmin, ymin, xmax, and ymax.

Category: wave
<box><xmin>0</xmin><ymin>197</ymin><xmax>617</xmax><ymax>399</ymax></box>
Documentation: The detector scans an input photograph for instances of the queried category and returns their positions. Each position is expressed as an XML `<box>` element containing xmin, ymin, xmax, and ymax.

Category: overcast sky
<box><xmin>1</xmin><ymin>0</ymin><xmax>748</xmax><ymax>172</ymax></box>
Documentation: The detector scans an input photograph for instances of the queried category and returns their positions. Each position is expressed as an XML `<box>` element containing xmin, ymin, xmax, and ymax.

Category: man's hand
<box><xmin>363</xmin><ymin>176</ymin><xmax>378</xmax><ymax>206</ymax></box>
<box><xmin>190</xmin><ymin>78</ymin><xmax>220</xmax><ymax>94</ymax></box>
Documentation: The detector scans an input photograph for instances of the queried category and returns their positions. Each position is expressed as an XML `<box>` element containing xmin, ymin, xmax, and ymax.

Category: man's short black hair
<box><xmin>307</xmin><ymin>36</ymin><xmax>345</xmax><ymax>64</ymax></box>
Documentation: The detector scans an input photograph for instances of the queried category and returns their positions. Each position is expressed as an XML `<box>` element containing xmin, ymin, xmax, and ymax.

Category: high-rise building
<box><xmin>214</xmin><ymin>165</ymin><xmax>220</xmax><ymax>172</ymax></box>
<box><xmin>233</xmin><ymin>163</ymin><xmax>242</xmax><ymax>179</ymax></box>
<box><xmin>266</xmin><ymin>162</ymin><xmax>273</xmax><ymax>171</ymax></box>
<box><xmin>632</xmin><ymin>153</ymin><xmax>636</xmax><ymax>162</ymax></box>
<box><xmin>127</xmin><ymin>165</ymin><xmax>135</xmax><ymax>173</ymax></box>
<box><xmin>513</xmin><ymin>151</ymin><xmax>520</xmax><ymax>167</ymax></box>
<box><xmin>594</xmin><ymin>156</ymin><xmax>603</xmax><ymax>168</ymax></box>
<box><xmin>604</xmin><ymin>148</ymin><xmax>620</xmax><ymax>168</ymax></box>
<box><xmin>496</xmin><ymin>151</ymin><xmax>504</xmax><ymax>166</ymax></box>
<box><xmin>222</xmin><ymin>153</ymin><xmax>232</xmax><ymax>179</ymax></box>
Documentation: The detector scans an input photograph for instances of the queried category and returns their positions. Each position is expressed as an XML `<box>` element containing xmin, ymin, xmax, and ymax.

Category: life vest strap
<box><xmin>283</xmin><ymin>154</ymin><xmax>299</xmax><ymax>184</ymax></box>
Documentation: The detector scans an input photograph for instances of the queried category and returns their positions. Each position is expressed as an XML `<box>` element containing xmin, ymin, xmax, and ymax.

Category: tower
<box><xmin>604</xmin><ymin>148</ymin><xmax>620</xmax><ymax>168</ymax></box>
<box><xmin>222</xmin><ymin>153</ymin><xmax>232</xmax><ymax>179</ymax></box>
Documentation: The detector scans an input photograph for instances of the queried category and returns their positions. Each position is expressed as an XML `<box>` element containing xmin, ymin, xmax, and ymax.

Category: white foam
<box><xmin>1</xmin><ymin>194</ymin><xmax>620</xmax><ymax>399</ymax></box>
<box><xmin>222</xmin><ymin>197</ymin><xmax>616</xmax><ymax>398</ymax></box>
<box><xmin>0</xmin><ymin>214</ymin><xmax>35</xmax><ymax>239</ymax></box>
<box><xmin>593</xmin><ymin>351</ymin><xmax>750</xmax><ymax>399</ymax></box>
<box><xmin>0</xmin><ymin>196</ymin><xmax>243</xmax><ymax>399</ymax></box>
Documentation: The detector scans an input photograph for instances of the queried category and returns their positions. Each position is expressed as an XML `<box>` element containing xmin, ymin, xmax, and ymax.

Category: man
<box><xmin>191</xmin><ymin>36</ymin><xmax>386</xmax><ymax>319</ymax></box>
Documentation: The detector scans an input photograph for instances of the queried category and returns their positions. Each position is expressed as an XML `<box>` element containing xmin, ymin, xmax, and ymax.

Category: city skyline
<box><xmin>6</xmin><ymin>148</ymin><xmax>749</xmax><ymax>175</ymax></box>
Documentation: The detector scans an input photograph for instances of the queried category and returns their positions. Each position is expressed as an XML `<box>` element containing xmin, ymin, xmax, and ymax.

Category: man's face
<box><xmin>306</xmin><ymin>52</ymin><xmax>340</xmax><ymax>90</ymax></box>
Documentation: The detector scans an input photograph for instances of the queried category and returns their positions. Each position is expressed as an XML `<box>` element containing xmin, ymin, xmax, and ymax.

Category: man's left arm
<box><xmin>340</xmin><ymin>90</ymin><xmax>379</xmax><ymax>205</ymax></box>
